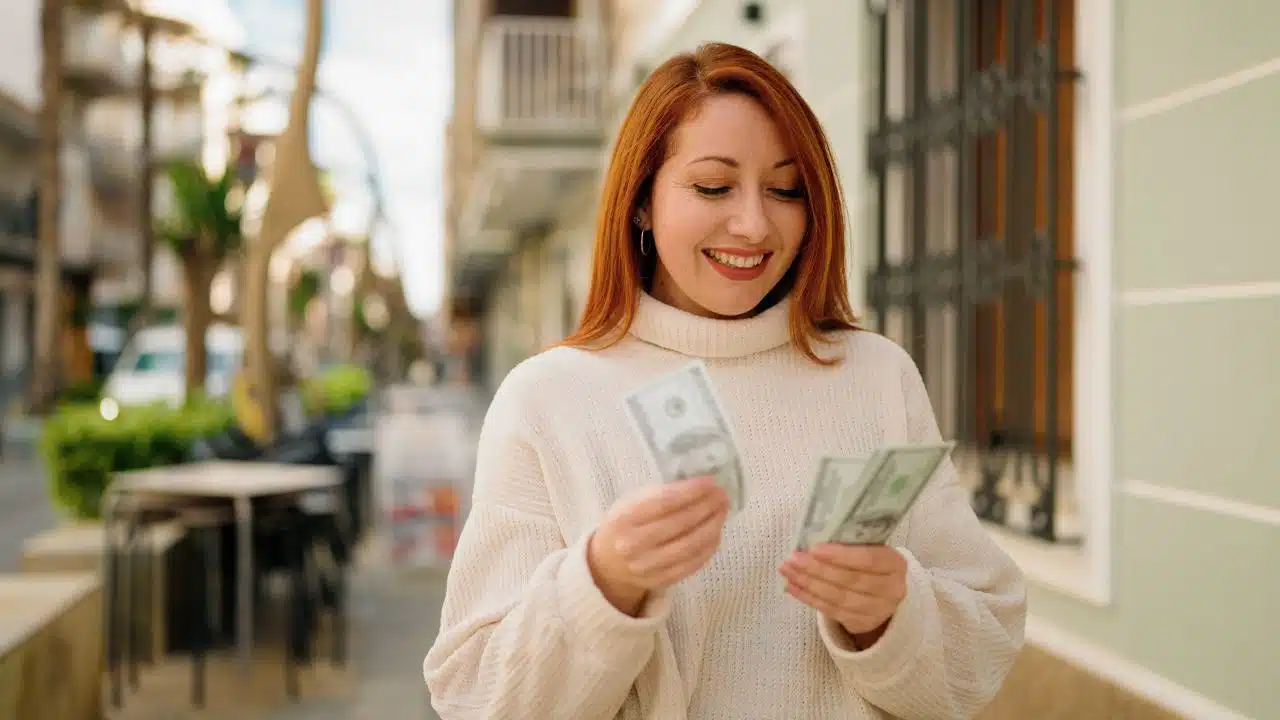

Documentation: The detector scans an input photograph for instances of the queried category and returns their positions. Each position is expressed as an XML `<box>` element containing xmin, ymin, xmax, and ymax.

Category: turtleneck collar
<box><xmin>627</xmin><ymin>291</ymin><xmax>792</xmax><ymax>359</ymax></box>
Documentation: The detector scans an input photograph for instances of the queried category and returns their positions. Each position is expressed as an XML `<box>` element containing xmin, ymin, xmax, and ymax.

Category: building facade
<box><xmin>446</xmin><ymin>2</ymin><xmax>1278</xmax><ymax>717</ymax></box>
<box><xmin>0</xmin><ymin>0</ymin><xmax>245</xmax><ymax>398</ymax></box>
<box><xmin>446</xmin><ymin>0</ymin><xmax>613</xmax><ymax>390</ymax></box>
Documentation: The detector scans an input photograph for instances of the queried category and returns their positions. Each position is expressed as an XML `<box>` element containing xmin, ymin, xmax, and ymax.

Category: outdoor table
<box><xmin>102</xmin><ymin>461</ymin><xmax>344</xmax><ymax>676</ymax></box>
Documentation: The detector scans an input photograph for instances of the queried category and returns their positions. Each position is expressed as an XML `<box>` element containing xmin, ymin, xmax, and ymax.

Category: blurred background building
<box><xmin>444</xmin><ymin>1</ymin><xmax>1277</xmax><ymax>718</ymax></box>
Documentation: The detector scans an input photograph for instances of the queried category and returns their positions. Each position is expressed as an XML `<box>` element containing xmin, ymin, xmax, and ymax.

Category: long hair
<box><xmin>560</xmin><ymin>42</ymin><xmax>858</xmax><ymax>364</ymax></box>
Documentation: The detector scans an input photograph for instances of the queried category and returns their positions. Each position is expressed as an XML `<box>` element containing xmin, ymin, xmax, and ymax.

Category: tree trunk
<box><xmin>32</xmin><ymin>0</ymin><xmax>63</xmax><ymax>413</ymax></box>
<box><xmin>181</xmin><ymin>245</ymin><xmax>213</xmax><ymax>401</ymax></box>
<box><xmin>134</xmin><ymin>16</ymin><xmax>155</xmax><ymax>333</ymax></box>
<box><xmin>240</xmin><ymin>0</ymin><xmax>326</xmax><ymax>443</ymax></box>
<box><xmin>240</xmin><ymin>239</ymin><xmax>276</xmax><ymax>437</ymax></box>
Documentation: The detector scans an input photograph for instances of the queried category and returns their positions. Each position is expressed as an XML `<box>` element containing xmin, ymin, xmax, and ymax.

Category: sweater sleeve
<box><xmin>423</xmin><ymin>374</ymin><xmax>670</xmax><ymax>719</ymax></box>
<box><xmin>817</xmin><ymin>350</ymin><xmax>1027</xmax><ymax>719</ymax></box>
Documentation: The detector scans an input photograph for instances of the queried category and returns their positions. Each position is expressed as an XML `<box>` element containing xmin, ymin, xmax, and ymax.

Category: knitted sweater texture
<box><xmin>424</xmin><ymin>293</ymin><xmax>1026</xmax><ymax>719</ymax></box>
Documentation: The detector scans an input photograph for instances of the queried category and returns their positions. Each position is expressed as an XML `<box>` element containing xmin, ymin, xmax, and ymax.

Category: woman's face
<box><xmin>641</xmin><ymin>93</ymin><xmax>808</xmax><ymax>319</ymax></box>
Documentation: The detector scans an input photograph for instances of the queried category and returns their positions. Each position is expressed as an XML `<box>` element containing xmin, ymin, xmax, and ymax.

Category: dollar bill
<box><xmin>823</xmin><ymin>442</ymin><xmax>954</xmax><ymax>545</ymax></box>
<box><xmin>793</xmin><ymin>456</ymin><xmax>868</xmax><ymax>550</ymax></box>
<box><xmin>624</xmin><ymin>360</ymin><xmax>746</xmax><ymax>513</ymax></box>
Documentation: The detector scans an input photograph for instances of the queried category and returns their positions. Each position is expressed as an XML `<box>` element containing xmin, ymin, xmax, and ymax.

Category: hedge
<box><xmin>40</xmin><ymin>365</ymin><xmax>374</xmax><ymax>520</ymax></box>
<box><xmin>301</xmin><ymin>364</ymin><xmax>372</xmax><ymax>418</ymax></box>
<box><xmin>39</xmin><ymin>397</ymin><xmax>235</xmax><ymax>520</ymax></box>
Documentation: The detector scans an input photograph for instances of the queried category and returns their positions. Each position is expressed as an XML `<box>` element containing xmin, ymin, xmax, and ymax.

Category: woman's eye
<box><xmin>772</xmin><ymin>187</ymin><xmax>805</xmax><ymax>200</ymax></box>
<box><xmin>693</xmin><ymin>184</ymin><xmax>731</xmax><ymax>197</ymax></box>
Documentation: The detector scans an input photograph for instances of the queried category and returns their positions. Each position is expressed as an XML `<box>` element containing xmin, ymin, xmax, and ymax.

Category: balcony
<box><xmin>476</xmin><ymin>17</ymin><xmax>605</xmax><ymax>141</ymax></box>
<box><xmin>63</xmin><ymin>9</ymin><xmax>134</xmax><ymax>98</ymax></box>
<box><xmin>454</xmin><ymin>16</ymin><xmax>606</xmax><ymax>303</ymax></box>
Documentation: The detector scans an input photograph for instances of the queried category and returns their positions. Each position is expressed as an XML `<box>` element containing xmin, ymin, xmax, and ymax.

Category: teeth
<box><xmin>706</xmin><ymin>250</ymin><xmax>765</xmax><ymax>269</ymax></box>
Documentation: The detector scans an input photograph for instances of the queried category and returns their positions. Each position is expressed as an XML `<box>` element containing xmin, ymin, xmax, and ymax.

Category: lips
<box><xmin>702</xmin><ymin>248</ymin><xmax>772</xmax><ymax>281</ymax></box>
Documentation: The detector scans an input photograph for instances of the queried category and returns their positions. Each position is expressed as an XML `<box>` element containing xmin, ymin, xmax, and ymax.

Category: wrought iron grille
<box><xmin>864</xmin><ymin>0</ymin><xmax>1080</xmax><ymax>542</ymax></box>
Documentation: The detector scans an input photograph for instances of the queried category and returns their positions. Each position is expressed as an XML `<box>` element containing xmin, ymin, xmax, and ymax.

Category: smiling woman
<box><xmin>424</xmin><ymin>42</ymin><xmax>1025</xmax><ymax>720</ymax></box>
<box><xmin>565</xmin><ymin>41</ymin><xmax>858</xmax><ymax>363</ymax></box>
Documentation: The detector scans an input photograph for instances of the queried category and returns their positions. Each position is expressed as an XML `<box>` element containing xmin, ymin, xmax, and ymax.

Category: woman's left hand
<box><xmin>779</xmin><ymin>543</ymin><xmax>908</xmax><ymax>644</ymax></box>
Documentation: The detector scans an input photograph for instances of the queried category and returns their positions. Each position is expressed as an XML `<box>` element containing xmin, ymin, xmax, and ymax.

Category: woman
<box><xmin>424</xmin><ymin>42</ymin><xmax>1026</xmax><ymax>719</ymax></box>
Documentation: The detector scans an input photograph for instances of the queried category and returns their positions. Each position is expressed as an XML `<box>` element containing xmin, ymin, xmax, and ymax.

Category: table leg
<box><xmin>235</xmin><ymin>496</ymin><xmax>254</xmax><ymax>675</ymax></box>
<box><xmin>102</xmin><ymin>492</ymin><xmax>122</xmax><ymax>708</ymax></box>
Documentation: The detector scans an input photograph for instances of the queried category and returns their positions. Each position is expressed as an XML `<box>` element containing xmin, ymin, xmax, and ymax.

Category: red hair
<box><xmin>560</xmin><ymin>42</ymin><xmax>858</xmax><ymax>364</ymax></box>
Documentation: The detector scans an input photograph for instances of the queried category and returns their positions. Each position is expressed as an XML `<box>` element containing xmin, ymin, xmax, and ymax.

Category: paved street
<box><xmin>0</xmin><ymin>454</ymin><xmax>57</xmax><ymax>572</ymax></box>
<box><xmin>269</xmin><ymin>563</ymin><xmax>446</xmax><ymax>720</ymax></box>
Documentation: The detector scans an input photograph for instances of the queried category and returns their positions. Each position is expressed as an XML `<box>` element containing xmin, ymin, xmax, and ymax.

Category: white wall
<box><xmin>0</xmin><ymin>0</ymin><xmax>40</xmax><ymax>108</ymax></box>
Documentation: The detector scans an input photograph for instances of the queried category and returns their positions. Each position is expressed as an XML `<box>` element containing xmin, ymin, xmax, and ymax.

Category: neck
<box><xmin>627</xmin><ymin>291</ymin><xmax>792</xmax><ymax>359</ymax></box>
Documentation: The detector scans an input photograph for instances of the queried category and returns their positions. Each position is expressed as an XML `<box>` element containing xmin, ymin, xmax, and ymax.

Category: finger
<box><xmin>786</xmin><ymin>552</ymin><xmax>901</xmax><ymax>599</ymax></box>
<box><xmin>784</xmin><ymin>581</ymin><xmax>883</xmax><ymax>635</ymax></box>
<box><xmin>624</xmin><ymin>488</ymin><xmax>729</xmax><ymax>551</ymax></box>
<box><xmin>630</xmin><ymin>505</ymin><xmax>727</xmax><ymax>577</ymax></box>
<box><xmin>624</xmin><ymin>476</ymin><xmax>721</xmax><ymax>525</ymax></box>
<box><xmin>783</xmin><ymin>580</ymin><xmax>874</xmax><ymax>629</ymax></box>
<box><xmin>780</xmin><ymin>558</ymin><xmax>892</xmax><ymax>615</ymax></box>
<box><xmin>647</xmin><ymin>547</ymin><xmax>716</xmax><ymax>588</ymax></box>
<box><xmin>811</xmin><ymin>543</ymin><xmax>906</xmax><ymax>576</ymax></box>
<box><xmin>784</xmin><ymin>551</ymin><xmax>859</xmax><ymax>591</ymax></box>
<box><xmin>630</xmin><ymin>506</ymin><xmax>727</xmax><ymax>578</ymax></box>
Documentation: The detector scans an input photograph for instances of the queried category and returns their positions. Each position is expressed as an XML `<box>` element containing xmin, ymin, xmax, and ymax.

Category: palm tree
<box><xmin>32</xmin><ymin>0</ymin><xmax>63</xmax><ymax>413</ymax></box>
<box><xmin>155</xmin><ymin>160</ymin><xmax>242</xmax><ymax>400</ymax></box>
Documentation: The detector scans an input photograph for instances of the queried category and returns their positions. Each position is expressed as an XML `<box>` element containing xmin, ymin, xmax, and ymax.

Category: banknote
<box><xmin>624</xmin><ymin>360</ymin><xmax>746</xmax><ymax>513</ymax></box>
<box><xmin>823</xmin><ymin>442</ymin><xmax>954</xmax><ymax>545</ymax></box>
<box><xmin>793</xmin><ymin>456</ymin><xmax>868</xmax><ymax>551</ymax></box>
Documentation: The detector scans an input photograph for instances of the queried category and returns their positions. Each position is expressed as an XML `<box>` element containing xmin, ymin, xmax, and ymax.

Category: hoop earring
<box><xmin>639</xmin><ymin>228</ymin><xmax>650</xmax><ymax>256</ymax></box>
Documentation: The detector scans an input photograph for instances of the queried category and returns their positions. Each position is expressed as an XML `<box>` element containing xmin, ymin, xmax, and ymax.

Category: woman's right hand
<box><xmin>587</xmin><ymin>475</ymin><xmax>731</xmax><ymax>616</ymax></box>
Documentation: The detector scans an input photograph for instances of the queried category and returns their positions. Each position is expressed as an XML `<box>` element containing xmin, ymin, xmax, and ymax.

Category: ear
<box><xmin>632</xmin><ymin>206</ymin><xmax>651</xmax><ymax>230</ymax></box>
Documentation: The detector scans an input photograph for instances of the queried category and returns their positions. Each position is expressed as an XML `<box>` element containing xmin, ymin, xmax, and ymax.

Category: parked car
<box><xmin>102</xmin><ymin>324</ymin><xmax>244</xmax><ymax>408</ymax></box>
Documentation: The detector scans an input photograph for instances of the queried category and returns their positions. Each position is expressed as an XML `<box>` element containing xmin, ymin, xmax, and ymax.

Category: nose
<box><xmin>727</xmin><ymin>188</ymin><xmax>770</xmax><ymax>244</ymax></box>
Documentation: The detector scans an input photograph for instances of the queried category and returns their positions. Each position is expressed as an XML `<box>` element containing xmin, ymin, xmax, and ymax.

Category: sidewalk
<box><xmin>0</xmin><ymin>455</ymin><xmax>57</xmax><ymax>572</ymax></box>
<box><xmin>106</xmin><ymin>542</ymin><xmax>447</xmax><ymax>720</ymax></box>
<box><xmin>269</xmin><ymin>560</ymin><xmax>446</xmax><ymax>720</ymax></box>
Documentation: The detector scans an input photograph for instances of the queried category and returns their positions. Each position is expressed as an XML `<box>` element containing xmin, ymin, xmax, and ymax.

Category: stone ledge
<box><xmin>0</xmin><ymin>572</ymin><xmax>103</xmax><ymax>720</ymax></box>
<box><xmin>21</xmin><ymin>522</ymin><xmax>185</xmax><ymax>573</ymax></box>
<box><xmin>22</xmin><ymin>522</ymin><xmax>187</xmax><ymax>663</ymax></box>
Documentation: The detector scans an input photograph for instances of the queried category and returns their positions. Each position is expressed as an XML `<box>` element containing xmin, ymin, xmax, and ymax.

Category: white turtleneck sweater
<box><xmin>424</xmin><ymin>293</ymin><xmax>1026</xmax><ymax>720</ymax></box>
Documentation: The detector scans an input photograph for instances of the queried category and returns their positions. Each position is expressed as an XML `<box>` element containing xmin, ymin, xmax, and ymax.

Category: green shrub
<box><xmin>59</xmin><ymin>379</ymin><xmax>104</xmax><ymax>404</ymax></box>
<box><xmin>301</xmin><ymin>364</ymin><xmax>372</xmax><ymax>417</ymax></box>
<box><xmin>39</xmin><ymin>397</ymin><xmax>235</xmax><ymax>520</ymax></box>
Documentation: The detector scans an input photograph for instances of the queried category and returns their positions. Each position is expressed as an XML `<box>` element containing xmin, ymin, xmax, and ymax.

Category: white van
<box><xmin>102</xmin><ymin>323</ymin><xmax>244</xmax><ymax>407</ymax></box>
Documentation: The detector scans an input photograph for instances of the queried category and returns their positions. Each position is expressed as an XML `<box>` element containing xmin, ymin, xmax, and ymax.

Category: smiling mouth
<box><xmin>703</xmin><ymin>249</ymin><xmax>770</xmax><ymax>269</ymax></box>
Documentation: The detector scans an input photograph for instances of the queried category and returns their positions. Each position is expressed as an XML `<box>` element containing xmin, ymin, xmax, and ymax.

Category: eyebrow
<box><xmin>687</xmin><ymin>155</ymin><xmax>796</xmax><ymax>169</ymax></box>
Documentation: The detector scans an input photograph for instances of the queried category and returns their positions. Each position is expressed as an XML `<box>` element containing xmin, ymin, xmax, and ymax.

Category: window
<box><xmin>132</xmin><ymin>351</ymin><xmax>183</xmax><ymax>373</ymax></box>
<box><xmin>865</xmin><ymin>0</ymin><xmax>1079</xmax><ymax>544</ymax></box>
<box><xmin>130</xmin><ymin>348</ymin><xmax>241</xmax><ymax>376</ymax></box>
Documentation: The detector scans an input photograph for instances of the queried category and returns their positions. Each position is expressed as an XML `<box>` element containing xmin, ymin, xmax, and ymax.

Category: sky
<box><xmin>172</xmin><ymin>0</ymin><xmax>453</xmax><ymax>316</ymax></box>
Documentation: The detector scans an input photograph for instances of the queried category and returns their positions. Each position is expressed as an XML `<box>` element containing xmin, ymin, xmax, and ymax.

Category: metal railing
<box><xmin>476</xmin><ymin>17</ymin><xmax>604</xmax><ymax>137</ymax></box>
<box><xmin>864</xmin><ymin>0</ymin><xmax>1080</xmax><ymax>544</ymax></box>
